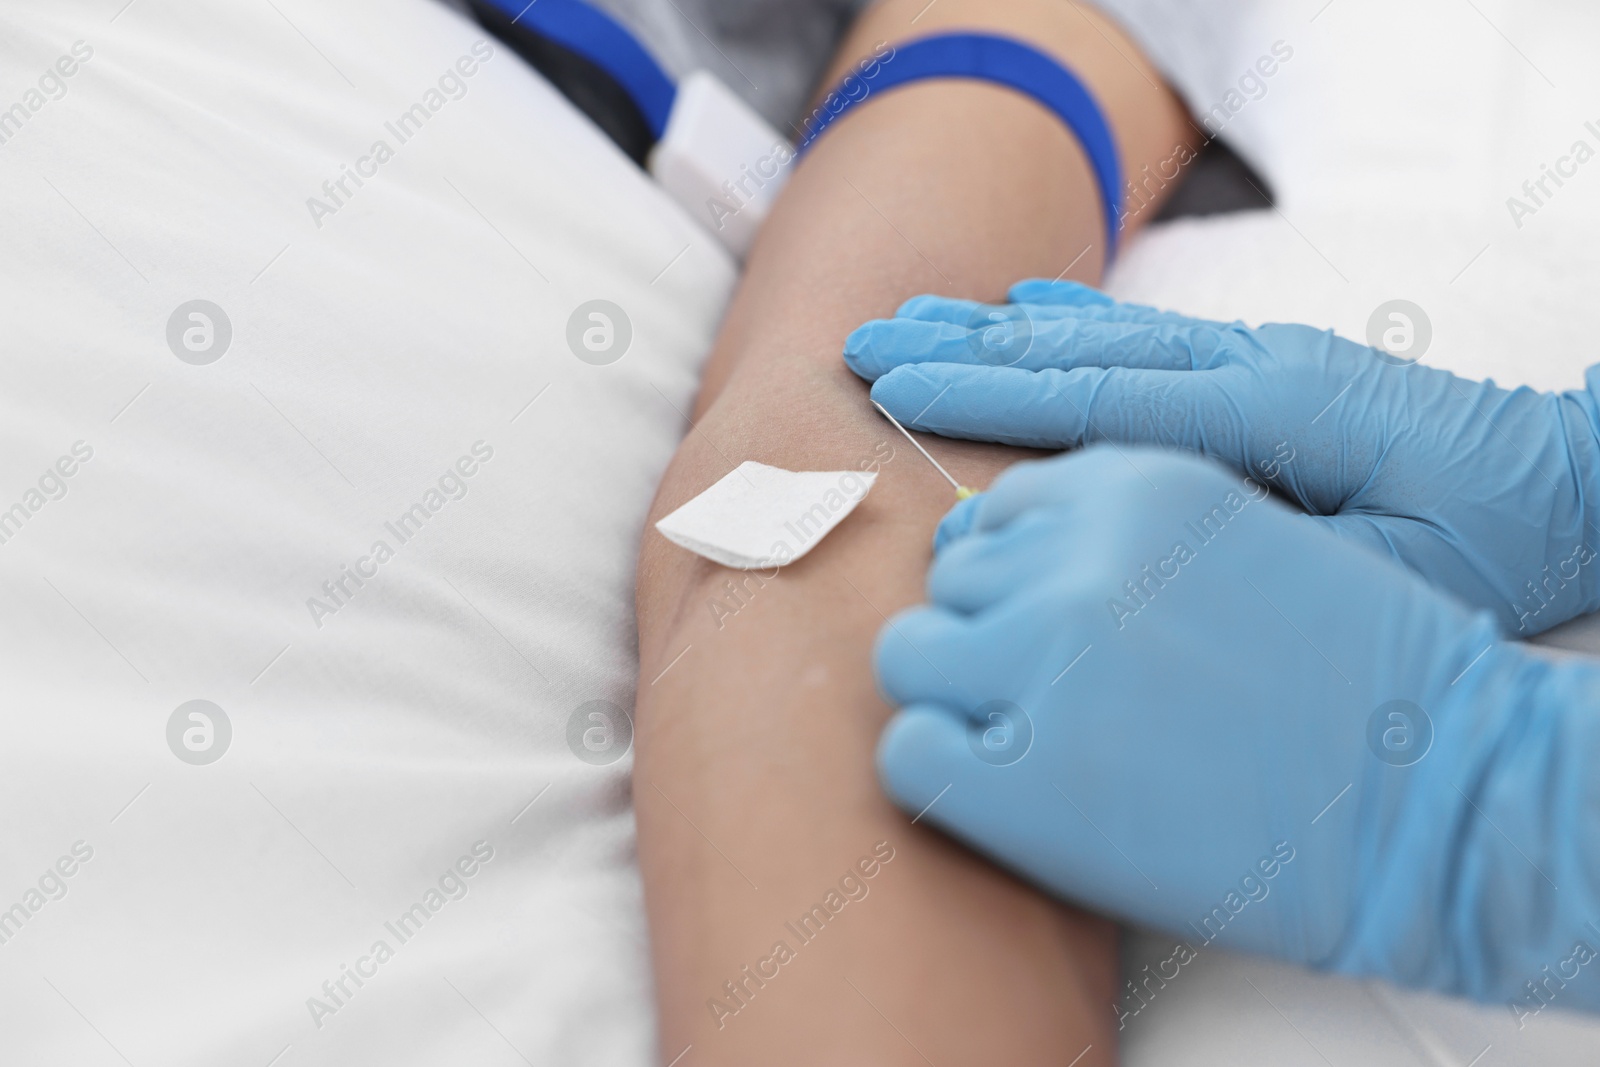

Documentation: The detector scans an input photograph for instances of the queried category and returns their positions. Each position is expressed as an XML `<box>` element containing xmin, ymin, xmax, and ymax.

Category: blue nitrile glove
<box><xmin>845</xmin><ymin>279</ymin><xmax>1600</xmax><ymax>635</ymax></box>
<box><xmin>875</xmin><ymin>446</ymin><xmax>1600</xmax><ymax>1014</ymax></box>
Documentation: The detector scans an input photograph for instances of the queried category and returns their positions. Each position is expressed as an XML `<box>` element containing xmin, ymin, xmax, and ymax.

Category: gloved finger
<box><xmin>873</xmin><ymin>606</ymin><xmax>995</xmax><ymax>713</ymax></box>
<box><xmin>927</xmin><ymin>510</ymin><xmax>1073</xmax><ymax>615</ymax></box>
<box><xmin>875</xmin><ymin>704</ymin><xmax>975</xmax><ymax>819</ymax></box>
<box><xmin>1005</xmin><ymin>278</ymin><xmax>1114</xmax><ymax>307</ymax></box>
<box><xmin>871</xmin><ymin>362</ymin><xmax>1242</xmax><ymax>454</ymax></box>
<box><xmin>896</xmin><ymin>281</ymin><xmax>1120</xmax><ymax>323</ymax></box>
<box><xmin>932</xmin><ymin>493</ymin><xmax>984</xmax><ymax>554</ymax></box>
<box><xmin>878</xmin><ymin>706</ymin><xmax>1072</xmax><ymax>861</ymax></box>
<box><xmin>847</xmin><ymin>317</ymin><xmax>1119</xmax><ymax>379</ymax></box>
<box><xmin>845</xmin><ymin>316</ymin><xmax>1219</xmax><ymax>381</ymax></box>
<box><xmin>1041</xmin><ymin>301</ymin><xmax>1217</xmax><ymax>329</ymax></box>
<box><xmin>873</xmin><ymin>610</ymin><xmax>1049</xmax><ymax>718</ymax></box>
<box><xmin>898</xmin><ymin>289</ymin><xmax>1214</xmax><ymax>333</ymax></box>
<box><xmin>891</xmin><ymin>294</ymin><xmax>995</xmax><ymax>326</ymax></box>
<box><xmin>970</xmin><ymin>447</ymin><xmax>1256</xmax><ymax>549</ymax></box>
<box><xmin>1008</xmin><ymin>279</ymin><xmax>1207</xmax><ymax>329</ymax></box>
<box><xmin>1010</xmin><ymin>280</ymin><xmax>1241</xmax><ymax>336</ymax></box>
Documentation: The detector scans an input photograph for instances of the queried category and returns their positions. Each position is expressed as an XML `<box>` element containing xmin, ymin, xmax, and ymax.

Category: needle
<box><xmin>871</xmin><ymin>400</ymin><xmax>977</xmax><ymax>500</ymax></box>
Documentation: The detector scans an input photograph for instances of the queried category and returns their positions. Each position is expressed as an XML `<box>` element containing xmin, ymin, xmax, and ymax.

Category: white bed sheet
<box><xmin>0</xmin><ymin>1</ymin><xmax>731</xmax><ymax>1063</ymax></box>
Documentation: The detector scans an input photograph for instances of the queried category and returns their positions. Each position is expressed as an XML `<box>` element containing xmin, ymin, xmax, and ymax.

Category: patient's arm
<box><xmin>634</xmin><ymin>2</ymin><xmax>1196</xmax><ymax>1063</ymax></box>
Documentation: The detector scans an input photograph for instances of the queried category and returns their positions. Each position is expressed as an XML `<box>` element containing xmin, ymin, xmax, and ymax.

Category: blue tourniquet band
<box><xmin>480</xmin><ymin>0</ymin><xmax>678</xmax><ymax>139</ymax></box>
<box><xmin>801</xmin><ymin>33</ymin><xmax>1125</xmax><ymax>257</ymax></box>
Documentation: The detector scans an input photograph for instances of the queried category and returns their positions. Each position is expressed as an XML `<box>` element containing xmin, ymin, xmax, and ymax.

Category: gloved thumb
<box><xmin>933</xmin><ymin>493</ymin><xmax>985</xmax><ymax>554</ymax></box>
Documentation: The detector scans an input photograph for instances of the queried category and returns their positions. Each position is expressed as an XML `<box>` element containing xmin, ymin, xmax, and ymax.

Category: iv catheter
<box><xmin>871</xmin><ymin>400</ymin><xmax>977</xmax><ymax>500</ymax></box>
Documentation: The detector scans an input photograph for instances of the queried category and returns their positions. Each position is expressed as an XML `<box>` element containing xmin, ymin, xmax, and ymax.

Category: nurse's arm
<box><xmin>633</xmin><ymin>1</ymin><xmax>1197</xmax><ymax>1064</ymax></box>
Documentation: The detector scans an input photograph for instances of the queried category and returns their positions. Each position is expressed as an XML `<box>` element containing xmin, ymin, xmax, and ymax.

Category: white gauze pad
<box><xmin>655</xmin><ymin>461</ymin><xmax>877</xmax><ymax>569</ymax></box>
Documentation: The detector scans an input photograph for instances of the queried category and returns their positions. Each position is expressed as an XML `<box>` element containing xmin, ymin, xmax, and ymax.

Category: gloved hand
<box><xmin>875</xmin><ymin>446</ymin><xmax>1600</xmax><ymax>1016</ymax></box>
<box><xmin>845</xmin><ymin>279</ymin><xmax>1600</xmax><ymax>635</ymax></box>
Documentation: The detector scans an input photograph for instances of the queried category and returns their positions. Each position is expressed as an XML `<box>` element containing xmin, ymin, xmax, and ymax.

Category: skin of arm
<box><xmin>633</xmin><ymin>2</ymin><xmax>1197</xmax><ymax>1063</ymax></box>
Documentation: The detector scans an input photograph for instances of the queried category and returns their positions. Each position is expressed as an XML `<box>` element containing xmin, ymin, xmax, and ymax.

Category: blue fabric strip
<box><xmin>801</xmin><ymin>33</ymin><xmax>1125</xmax><ymax>257</ymax></box>
<box><xmin>480</xmin><ymin>0</ymin><xmax>678</xmax><ymax>139</ymax></box>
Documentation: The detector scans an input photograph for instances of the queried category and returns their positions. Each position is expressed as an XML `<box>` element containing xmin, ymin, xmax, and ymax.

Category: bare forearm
<box><xmin>635</xmin><ymin>3</ymin><xmax>1194</xmax><ymax>1064</ymax></box>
